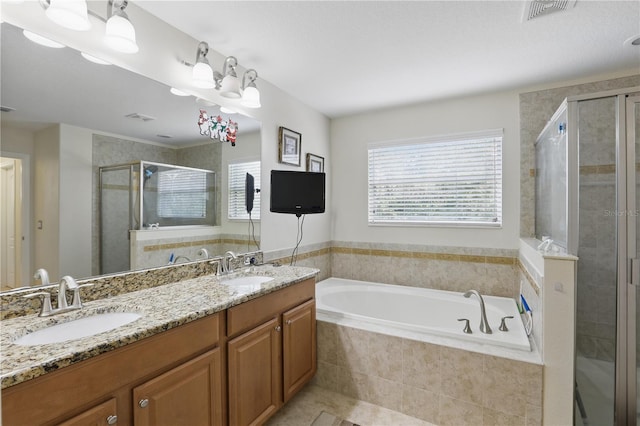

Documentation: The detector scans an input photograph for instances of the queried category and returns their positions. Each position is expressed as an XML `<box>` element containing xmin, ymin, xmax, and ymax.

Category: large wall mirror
<box><xmin>0</xmin><ymin>22</ymin><xmax>262</xmax><ymax>292</ymax></box>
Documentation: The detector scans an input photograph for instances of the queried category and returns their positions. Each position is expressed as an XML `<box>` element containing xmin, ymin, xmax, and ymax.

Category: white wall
<box><xmin>2</xmin><ymin>2</ymin><xmax>332</xmax><ymax>257</ymax></box>
<box><xmin>34</xmin><ymin>125</ymin><xmax>60</xmax><ymax>279</ymax></box>
<box><xmin>58</xmin><ymin>124</ymin><xmax>92</xmax><ymax>278</ymax></box>
<box><xmin>331</xmin><ymin>90</ymin><xmax>521</xmax><ymax>249</ymax></box>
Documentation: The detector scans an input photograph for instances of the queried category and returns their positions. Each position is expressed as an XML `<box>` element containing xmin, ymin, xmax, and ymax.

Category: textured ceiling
<box><xmin>137</xmin><ymin>0</ymin><xmax>640</xmax><ymax>118</ymax></box>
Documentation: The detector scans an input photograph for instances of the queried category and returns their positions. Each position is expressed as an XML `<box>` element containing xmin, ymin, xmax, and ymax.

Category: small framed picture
<box><xmin>278</xmin><ymin>127</ymin><xmax>302</xmax><ymax>166</ymax></box>
<box><xmin>306</xmin><ymin>153</ymin><xmax>324</xmax><ymax>172</ymax></box>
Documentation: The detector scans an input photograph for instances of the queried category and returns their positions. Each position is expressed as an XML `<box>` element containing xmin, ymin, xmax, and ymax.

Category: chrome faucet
<box><xmin>463</xmin><ymin>290</ymin><xmax>492</xmax><ymax>334</ymax></box>
<box><xmin>170</xmin><ymin>255</ymin><xmax>192</xmax><ymax>265</ymax></box>
<box><xmin>197</xmin><ymin>248</ymin><xmax>210</xmax><ymax>259</ymax></box>
<box><xmin>223</xmin><ymin>251</ymin><xmax>238</xmax><ymax>274</ymax></box>
<box><xmin>33</xmin><ymin>268</ymin><xmax>50</xmax><ymax>286</ymax></box>
<box><xmin>23</xmin><ymin>275</ymin><xmax>93</xmax><ymax>317</ymax></box>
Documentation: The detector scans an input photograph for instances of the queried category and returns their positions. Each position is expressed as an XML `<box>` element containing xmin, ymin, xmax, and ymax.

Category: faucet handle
<box><xmin>499</xmin><ymin>316</ymin><xmax>514</xmax><ymax>332</ymax></box>
<box><xmin>71</xmin><ymin>284</ymin><xmax>94</xmax><ymax>309</ymax></box>
<box><xmin>24</xmin><ymin>292</ymin><xmax>53</xmax><ymax>317</ymax></box>
<box><xmin>457</xmin><ymin>318</ymin><xmax>472</xmax><ymax>334</ymax></box>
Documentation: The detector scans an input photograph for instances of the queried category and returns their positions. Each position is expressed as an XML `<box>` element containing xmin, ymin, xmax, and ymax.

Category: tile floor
<box><xmin>265</xmin><ymin>384</ymin><xmax>436</xmax><ymax>426</ymax></box>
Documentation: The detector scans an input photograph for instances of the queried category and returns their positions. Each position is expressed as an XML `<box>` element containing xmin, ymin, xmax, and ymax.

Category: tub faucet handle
<box><xmin>457</xmin><ymin>318</ymin><xmax>472</xmax><ymax>334</ymax></box>
<box><xmin>499</xmin><ymin>315</ymin><xmax>514</xmax><ymax>332</ymax></box>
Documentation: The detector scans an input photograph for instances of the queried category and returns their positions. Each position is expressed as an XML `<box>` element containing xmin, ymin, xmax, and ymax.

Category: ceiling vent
<box><xmin>124</xmin><ymin>112</ymin><xmax>156</xmax><ymax>122</ymax></box>
<box><xmin>523</xmin><ymin>0</ymin><xmax>576</xmax><ymax>21</ymax></box>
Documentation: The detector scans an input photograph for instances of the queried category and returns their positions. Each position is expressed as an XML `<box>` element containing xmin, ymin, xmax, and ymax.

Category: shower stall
<box><xmin>535</xmin><ymin>87</ymin><xmax>640</xmax><ymax>425</ymax></box>
<box><xmin>98</xmin><ymin>161</ymin><xmax>215</xmax><ymax>274</ymax></box>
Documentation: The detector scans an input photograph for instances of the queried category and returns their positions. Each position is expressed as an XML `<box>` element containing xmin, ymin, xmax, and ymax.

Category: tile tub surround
<box><xmin>0</xmin><ymin>263</ymin><xmax>317</xmax><ymax>389</ymax></box>
<box><xmin>0</xmin><ymin>251</ymin><xmax>263</xmax><ymax>320</ymax></box>
<box><xmin>314</xmin><ymin>321</ymin><xmax>543</xmax><ymax>426</ymax></box>
<box><xmin>330</xmin><ymin>242</ymin><xmax>519</xmax><ymax>298</ymax></box>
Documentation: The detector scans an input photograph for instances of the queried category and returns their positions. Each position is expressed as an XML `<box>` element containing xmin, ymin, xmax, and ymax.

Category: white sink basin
<box><xmin>221</xmin><ymin>275</ymin><xmax>274</xmax><ymax>294</ymax></box>
<box><xmin>14</xmin><ymin>312</ymin><xmax>142</xmax><ymax>346</ymax></box>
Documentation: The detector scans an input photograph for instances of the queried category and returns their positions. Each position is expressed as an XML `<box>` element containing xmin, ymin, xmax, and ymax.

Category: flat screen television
<box><xmin>270</xmin><ymin>170</ymin><xmax>325</xmax><ymax>216</ymax></box>
<box><xmin>245</xmin><ymin>173</ymin><xmax>254</xmax><ymax>213</ymax></box>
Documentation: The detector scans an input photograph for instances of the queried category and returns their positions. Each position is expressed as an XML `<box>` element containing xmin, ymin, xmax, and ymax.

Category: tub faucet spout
<box><xmin>463</xmin><ymin>290</ymin><xmax>492</xmax><ymax>334</ymax></box>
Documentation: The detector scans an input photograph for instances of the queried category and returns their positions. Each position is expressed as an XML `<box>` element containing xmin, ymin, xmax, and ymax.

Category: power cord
<box><xmin>290</xmin><ymin>214</ymin><xmax>306</xmax><ymax>266</ymax></box>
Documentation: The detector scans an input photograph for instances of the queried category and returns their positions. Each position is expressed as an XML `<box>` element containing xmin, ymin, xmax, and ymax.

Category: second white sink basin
<box><xmin>221</xmin><ymin>275</ymin><xmax>274</xmax><ymax>295</ymax></box>
<box><xmin>14</xmin><ymin>312</ymin><xmax>142</xmax><ymax>346</ymax></box>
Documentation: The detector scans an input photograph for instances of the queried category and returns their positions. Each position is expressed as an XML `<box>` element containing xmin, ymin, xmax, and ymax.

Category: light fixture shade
<box><xmin>23</xmin><ymin>30</ymin><xmax>66</xmax><ymax>48</ymax></box>
<box><xmin>81</xmin><ymin>52</ymin><xmax>111</xmax><ymax>65</ymax></box>
<box><xmin>241</xmin><ymin>86</ymin><xmax>261</xmax><ymax>108</ymax></box>
<box><xmin>105</xmin><ymin>13</ymin><xmax>138</xmax><ymax>53</ymax></box>
<box><xmin>45</xmin><ymin>0</ymin><xmax>91</xmax><ymax>31</ymax></box>
<box><xmin>220</xmin><ymin>74</ymin><xmax>241</xmax><ymax>98</ymax></box>
<box><xmin>193</xmin><ymin>62</ymin><xmax>215</xmax><ymax>89</ymax></box>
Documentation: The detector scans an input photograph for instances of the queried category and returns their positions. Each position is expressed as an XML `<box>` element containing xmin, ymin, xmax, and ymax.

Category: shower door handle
<box><xmin>630</xmin><ymin>258</ymin><xmax>639</xmax><ymax>286</ymax></box>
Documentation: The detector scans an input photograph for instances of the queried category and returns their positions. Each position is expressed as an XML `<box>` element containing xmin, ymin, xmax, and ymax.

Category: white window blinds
<box><xmin>368</xmin><ymin>130</ymin><xmax>503</xmax><ymax>226</ymax></box>
<box><xmin>228</xmin><ymin>160</ymin><xmax>261</xmax><ymax>220</ymax></box>
<box><xmin>157</xmin><ymin>169</ymin><xmax>208</xmax><ymax>218</ymax></box>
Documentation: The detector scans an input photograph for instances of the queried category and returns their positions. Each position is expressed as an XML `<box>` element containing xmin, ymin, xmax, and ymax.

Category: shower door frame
<box><xmin>567</xmin><ymin>87</ymin><xmax>640</xmax><ymax>425</ymax></box>
<box><xmin>619</xmin><ymin>93</ymin><xmax>640</xmax><ymax>425</ymax></box>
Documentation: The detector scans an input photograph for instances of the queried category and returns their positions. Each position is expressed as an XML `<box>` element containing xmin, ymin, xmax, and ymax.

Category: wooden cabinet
<box><xmin>133</xmin><ymin>348</ymin><xmax>223</xmax><ymax>426</ymax></box>
<box><xmin>227</xmin><ymin>318</ymin><xmax>281</xmax><ymax>426</ymax></box>
<box><xmin>226</xmin><ymin>279</ymin><xmax>316</xmax><ymax>426</ymax></box>
<box><xmin>282</xmin><ymin>299</ymin><xmax>316</xmax><ymax>403</ymax></box>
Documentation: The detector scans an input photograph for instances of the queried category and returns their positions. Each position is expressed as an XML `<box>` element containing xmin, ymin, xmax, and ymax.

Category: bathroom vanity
<box><xmin>0</xmin><ymin>265</ymin><xmax>317</xmax><ymax>426</ymax></box>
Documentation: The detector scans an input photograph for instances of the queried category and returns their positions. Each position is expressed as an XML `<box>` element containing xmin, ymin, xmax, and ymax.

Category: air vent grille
<box><xmin>523</xmin><ymin>0</ymin><xmax>576</xmax><ymax>21</ymax></box>
<box><xmin>124</xmin><ymin>113</ymin><xmax>156</xmax><ymax>122</ymax></box>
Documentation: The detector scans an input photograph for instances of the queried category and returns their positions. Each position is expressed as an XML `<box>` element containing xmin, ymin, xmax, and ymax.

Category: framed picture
<box><xmin>306</xmin><ymin>153</ymin><xmax>324</xmax><ymax>172</ymax></box>
<box><xmin>278</xmin><ymin>127</ymin><xmax>302</xmax><ymax>166</ymax></box>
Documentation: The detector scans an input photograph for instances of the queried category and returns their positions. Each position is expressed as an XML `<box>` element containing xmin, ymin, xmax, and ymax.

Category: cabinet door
<box><xmin>133</xmin><ymin>348</ymin><xmax>222</xmax><ymax>426</ymax></box>
<box><xmin>57</xmin><ymin>398</ymin><xmax>118</xmax><ymax>426</ymax></box>
<box><xmin>282</xmin><ymin>299</ymin><xmax>316</xmax><ymax>402</ymax></box>
<box><xmin>228</xmin><ymin>317</ymin><xmax>282</xmax><ymax>426</ymax></box>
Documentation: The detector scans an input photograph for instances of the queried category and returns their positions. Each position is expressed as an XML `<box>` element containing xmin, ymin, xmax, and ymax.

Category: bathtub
<box><xmin>316</xmin><ymin>277</ymin><xmax>531</xmax><ymax>352</ymax></box>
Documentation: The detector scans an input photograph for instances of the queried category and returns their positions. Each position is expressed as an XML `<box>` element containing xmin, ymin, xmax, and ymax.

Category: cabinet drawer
<box><xmin>227</xmin><ymin>279</ymin><xmax>314</xmax><ymax>338</ymax></box>
<box><xmin>57</xmin><ymin>398</ymin><xmax>118</xmax><ymax>426</ymax></box>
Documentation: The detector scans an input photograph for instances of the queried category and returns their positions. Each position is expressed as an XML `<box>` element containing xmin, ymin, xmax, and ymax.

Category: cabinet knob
<box><xmin>275</xmin><ymin>325</ymin><xmax>282</xmax><ymax>332</ymax></box>
<box><xmin>139</xmin><ymin>399</ymin><xmax>149</xmax><ymax>408</ymax></box>
<box><xmin>106</xmin><ymin>415</ymin><xmax>118</xmax><ymax>425</ymax></box>
<box><xmin>286</xmin><ymin>319</ymin><xmax>292</xmax><ymax>325</ymax></box>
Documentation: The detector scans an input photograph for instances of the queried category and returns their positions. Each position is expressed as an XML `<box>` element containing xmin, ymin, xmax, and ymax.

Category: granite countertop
<box><xmin>1</xmin><ymin>264</ymin><xmax>318</xmax><ymax>389</ymax></box>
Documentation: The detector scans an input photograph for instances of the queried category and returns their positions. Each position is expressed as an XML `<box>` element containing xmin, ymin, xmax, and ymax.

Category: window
<box><xmin>368</xmin><ymin>130</ymin><xmax>502</xmax><ymax>226</ymax></box>
<box><xmin>228</xmin><ymin>160</ymin><xmax>261</xmax><ymax>220</ymax></box>
<box><xmin>157</xmin><ymin>168</ymin><xmax>208</xmax><ymax>218</ymax></box>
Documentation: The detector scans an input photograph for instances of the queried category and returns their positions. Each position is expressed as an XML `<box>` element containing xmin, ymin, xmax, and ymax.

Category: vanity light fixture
<box><xmin>23</xmin><ymin>29</ymin><xmax>66</xmax><ymax>48</ymax></box>
<box><xmin>42</xmin><ymin>0</ymin><xmax>91</xmax><ymax>31</ymax></box>
<box><xmin>192</xmin><ymin>42</ymin><xmax>216</xmax><ymax>89</ymax></box>
<box><xmin>217</xmin><ymin>56</ymin><xmax>241</xmax><ymax>98</ymax></box>
<box><xmin>240</xmin><ymin>69</ymin><xmax>261</xmax><ymax>108</ymax></box>
<box><xmin>187</xmin><ymin>41</ymin><xmax>262</xmax><ymax>108</ymax></box>
<box><xmin>104</xmin><ymin>0</ymin><xmax>138</xmax><ymax>54</ymax></box>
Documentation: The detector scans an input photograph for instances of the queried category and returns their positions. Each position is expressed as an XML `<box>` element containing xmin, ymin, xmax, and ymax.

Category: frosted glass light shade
<box><xmin>192</xmin><ymin>62</ymin><xmax>215</xmax><ymax>89</ymax></box>
<box><xmin>105</xmin><ymin>14</ymin><xmax>139</xmax><ymax>54</ymax></box>
<box><xmin>241</xmin><ymin>86</ymin><xmax>261</xmax><ymax>108</ymax></box>
<box><xmin>23</xmin><ymin>30</ymin><xmax>65</xmax><ymax>48</ymax></box>
<box><xmin>45</xmin><ymin>0</ymin><xmax>91</xmax><ymax>31</ymax></box>
<box><xmin>220</xmin><ymin>75</ymin><xmax>241</xmax><ymax>98</ymax></box>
